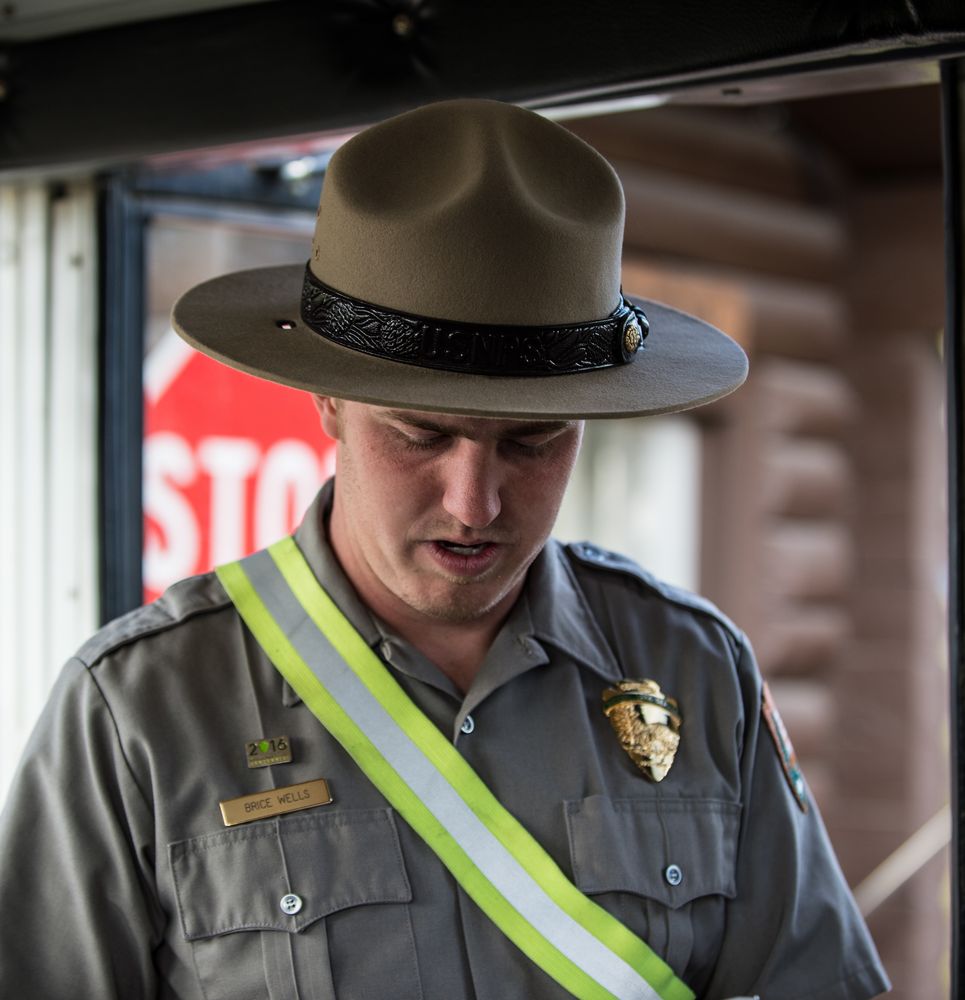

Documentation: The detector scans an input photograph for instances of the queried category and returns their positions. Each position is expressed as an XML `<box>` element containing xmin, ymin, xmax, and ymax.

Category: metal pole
<box><xmin>98</xmin><ymin>174</ymin><xmax>145</xmax><ymax>623</ymax></box>
<box><xmin>941</xmin><ymin>56</ymin><xmax>965</xmax><ymax>999</ymax></box>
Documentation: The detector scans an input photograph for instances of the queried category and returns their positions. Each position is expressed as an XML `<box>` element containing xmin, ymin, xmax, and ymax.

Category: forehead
<box><xmin>352</xmin><ymin>403</ymin><xmax>577</xmax><ymax>439</ymax></box>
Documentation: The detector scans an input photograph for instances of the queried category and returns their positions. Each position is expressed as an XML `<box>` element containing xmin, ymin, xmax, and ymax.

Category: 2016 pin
<box><xmin>246</xmin><ymin>735</ymin><xmax>293</xmax><ymax>769</ymax></box>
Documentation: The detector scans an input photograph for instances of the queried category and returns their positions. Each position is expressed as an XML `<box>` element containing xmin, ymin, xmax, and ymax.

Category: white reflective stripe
<box><xmin>244</xmin><ymin>549</ymin><xmax>661</xmax><ymax>1000</ymax></box>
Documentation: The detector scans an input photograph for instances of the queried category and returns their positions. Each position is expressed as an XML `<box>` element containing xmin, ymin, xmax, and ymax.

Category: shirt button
<box><xmin>380</xmin><ymin>640</ymin><xmax>393</xmax><ymax>661</ymax></box>
<box><xmin>460</xmin><ymin>715</ymin><xmax>475</xmax><ymax>735</ymax></box>
<box><xmin>664</xmin><ymin>864</ymin><xmax>683</xmax><ymax>887</ymax></box>
<box><xmin>279</xmin><ymin>893</ymin><xmax>303</xmax><ymax>915</ymax></box>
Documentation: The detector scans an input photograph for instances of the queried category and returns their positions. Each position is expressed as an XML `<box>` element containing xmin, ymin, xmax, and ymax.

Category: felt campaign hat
<box><xmin>172</xmin><ymin>99</ymin><xmax>747</xmax><ymax>419</ymax></box>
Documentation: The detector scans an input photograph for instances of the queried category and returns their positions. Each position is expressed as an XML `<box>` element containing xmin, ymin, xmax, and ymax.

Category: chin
<box><xmin>405</xmin><ymin>585</ymin><xmax>511</xmax><ymax>625</ymax></box>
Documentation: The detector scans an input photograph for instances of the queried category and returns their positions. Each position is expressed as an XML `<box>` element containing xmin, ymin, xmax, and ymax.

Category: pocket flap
<box><xmin>169</xmin><ymin>807</ymin><xmax>411</xmax><ymax>939</ymax></box>
<box><xmin>565</xmin><ymin>795</ymin><xmax>740</xmax><ymax>909</ymax></box>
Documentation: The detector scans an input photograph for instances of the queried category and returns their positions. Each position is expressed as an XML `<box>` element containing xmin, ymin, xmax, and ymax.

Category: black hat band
<box><xmin>299</xmin><ymin>264</ymin><xmax>648</xmax><ymax>377</ymax></box>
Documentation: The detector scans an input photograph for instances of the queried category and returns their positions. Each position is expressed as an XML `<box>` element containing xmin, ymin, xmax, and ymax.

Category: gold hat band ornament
<box><xmin>602</xmin><ymin>680</ymin><xmax>681</xmax><ymax>782</ymax></box>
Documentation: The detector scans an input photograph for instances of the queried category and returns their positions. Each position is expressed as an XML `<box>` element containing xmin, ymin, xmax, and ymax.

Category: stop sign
<box><xmin>143</xmin><ymin>329</ymin><xmax>335</xmax><ymax>603</ymax></box>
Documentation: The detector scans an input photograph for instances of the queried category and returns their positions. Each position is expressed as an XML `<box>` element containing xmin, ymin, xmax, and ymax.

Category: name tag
<box><xmin>219</xmin><ymin>778</ymin><xmax>333</xmax><ymax>827</ymax></box>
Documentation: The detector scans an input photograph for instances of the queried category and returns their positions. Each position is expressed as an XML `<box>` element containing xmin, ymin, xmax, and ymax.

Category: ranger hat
<box><xmin>172</xmin><ymin>99</ymin><xmax>747</xmax><ymax>419</ymax></box>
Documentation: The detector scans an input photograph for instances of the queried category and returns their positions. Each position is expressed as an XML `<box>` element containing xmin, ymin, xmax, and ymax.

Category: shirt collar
<box><xmin>279</xmin><ymin>482</ymin><xmax>622</xmax><ymax>706</ymax></box>
<box><xmin>523</xmin><ymin>539</ymin><xmax>623</xmax><ymax>684</ymax></box>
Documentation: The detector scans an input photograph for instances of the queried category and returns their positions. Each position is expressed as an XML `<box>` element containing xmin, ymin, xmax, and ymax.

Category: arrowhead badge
<box><xmin>602</xmin><ymin>679</ymin><xmax>681</xmax><ymax>782</ymax></box>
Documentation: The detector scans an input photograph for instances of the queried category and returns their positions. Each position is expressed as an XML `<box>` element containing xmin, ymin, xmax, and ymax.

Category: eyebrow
<box><xmin>384</xmin><ymin>411</ymin><xmax>573</xmax><ymax>439</ymax></box>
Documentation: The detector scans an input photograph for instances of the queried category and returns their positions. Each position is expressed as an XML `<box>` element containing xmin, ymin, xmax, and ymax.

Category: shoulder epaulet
<box><xmin>564</xmin><ymin>540</ymin><xmax>743</xmax><ymax>645</ymax></box>
<box><xmin>75</xmin><ymin>571</ymin><xmax>233</xmax><ymax>668</ymax></box>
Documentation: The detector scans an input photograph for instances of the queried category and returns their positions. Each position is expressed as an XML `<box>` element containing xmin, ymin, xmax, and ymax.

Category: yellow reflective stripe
<box><xmin>266</xmin><ymin>536</ymin><xmax>692</xmax><ymax>1000</ymax></box>
<box><xmin>218</xmin><ymin>539</ymin><xmax>694</xmax><ymax>1000</ymax></box>
<box><xmin>218</xmin><ymin>557</ymin><xmax>619</xmax><ymax>1000</ymax></box>
<box><xmin>218</xmin><ymin>558</ymin><xmax>617</xmax><ymax>998</ymax></box>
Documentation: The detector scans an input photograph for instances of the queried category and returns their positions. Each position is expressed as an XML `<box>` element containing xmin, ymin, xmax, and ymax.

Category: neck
<box><xmin>325</xmin><ymin>502</ymin><xmax>521</xmax><ymax>694</ymax></box>
<box><xmin>389</xmin><ymin>614</ymin><xmax>505</xmax><ymax>694</ymax></box>
<box><xmin>357</xmin><ymin>578</ymin><xmax>518</xmax><ymax>695</ymax></box>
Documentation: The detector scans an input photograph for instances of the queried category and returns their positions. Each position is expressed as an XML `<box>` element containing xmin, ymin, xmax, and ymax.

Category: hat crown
<box><xmin>311</xmin><ymin>99</ymin><xmax>625</xmax><ymax>325</ymax></box>
<box><xmin>172</xmin><ymin>99</ymin><xmax>748</xmax><ymax>419</ymax></box>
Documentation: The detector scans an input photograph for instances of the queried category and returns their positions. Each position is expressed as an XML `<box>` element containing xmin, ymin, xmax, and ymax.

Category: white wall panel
<box><xmin>555</xmin><ymin>416</ymin><xmax>701</xmax><ymax>592</ymax></box>
<box><xmin>48</xmin><ymin>187</ymin><xmax>99</xmax><ymax>666</ymax></box>
<box><xmin>0</xmin><ymin>182</ymin><xmax>99</xmax><ymax>803</ymax></box>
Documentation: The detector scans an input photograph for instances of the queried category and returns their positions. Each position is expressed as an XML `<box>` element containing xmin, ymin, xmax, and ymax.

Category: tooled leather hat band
<box><xmin>299</xmin><ymin>264</ymin><xmax>648</xmax><ymax>377</ymax></box>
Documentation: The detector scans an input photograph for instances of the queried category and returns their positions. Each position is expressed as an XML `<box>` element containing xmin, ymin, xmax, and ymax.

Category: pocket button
<box><xmin>664</xmin><ymin>864</ymin><xmax>683</xmax><ymax>887</ymax></box>
<box><xmin>279</xmin><ymin>893</ymin><xmax>303</xmax><ymax>915</ymax></box>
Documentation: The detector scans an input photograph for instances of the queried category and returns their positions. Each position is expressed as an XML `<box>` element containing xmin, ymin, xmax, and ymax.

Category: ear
<box><xmin>311</xmin><ymin>395</ymin><xmax>340</xmax><ymax>439</ymax></box>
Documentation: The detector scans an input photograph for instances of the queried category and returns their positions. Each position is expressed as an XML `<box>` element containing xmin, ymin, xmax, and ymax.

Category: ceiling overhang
<box><xmin>1</xmin><ymin>0</ymin><xmax>964</xmax><ymax>174</ymax></box>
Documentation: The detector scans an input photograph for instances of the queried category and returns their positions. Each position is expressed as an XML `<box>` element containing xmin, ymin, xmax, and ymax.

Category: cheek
<box><xmin>352</xmin><ymin>433</ymin><xmax>414</xmax><ymax>488</ymax></box>
<box><xmin>512</xmin><ymin>461</ymin><xmax>576</xmax><ymax>526</ymax></box>
<box><xmin>369</xmin><ymin>433</ymin><xmax>424</xmax><ymax>475</ymax></box>
<box><xmin>366</xmin><ymin>448</ymin><xmax>436</xmax><ymax>520</ymax></box>
<box><xmin>340</xmin><ymin>442</ymin><xmax>398</xmax><ymax>523</ymax></box>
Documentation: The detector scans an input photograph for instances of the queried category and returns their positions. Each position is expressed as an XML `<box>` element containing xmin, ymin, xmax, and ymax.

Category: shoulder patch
<box><xmin>762</xmin><ymin>682</ymin><xmax>808</xmax><ymax>813</ymax></box>
<box><xmin>565</xmin><ymin>541</ymin><xmax>742</xmax><ymax>644</ymax></box>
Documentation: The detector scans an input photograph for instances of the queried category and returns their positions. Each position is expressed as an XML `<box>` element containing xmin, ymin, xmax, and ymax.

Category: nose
<box><xmin>441</xmin><ymin>440</ymin><xmax>502</xmax><ymax>529</ymax></box>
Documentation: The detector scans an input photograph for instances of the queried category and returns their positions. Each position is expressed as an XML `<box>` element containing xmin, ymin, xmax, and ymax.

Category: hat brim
<box><xmin>172</xmin><ymin>264</ymin><xmax>748</xmax><ymax>419</ymax></box>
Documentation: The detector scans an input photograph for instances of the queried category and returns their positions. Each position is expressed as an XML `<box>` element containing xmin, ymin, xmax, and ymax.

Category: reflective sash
<box><xmin>217</xmin><ymin>537</ymin><xmax>694</xmax><ymax>1000</ymax></box>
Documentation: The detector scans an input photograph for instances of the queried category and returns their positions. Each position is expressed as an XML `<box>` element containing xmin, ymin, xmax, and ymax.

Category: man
<box><xmin>0</xmin><ymin>99</ymin><xmax>889</xmax><ymax>999</ymax></box>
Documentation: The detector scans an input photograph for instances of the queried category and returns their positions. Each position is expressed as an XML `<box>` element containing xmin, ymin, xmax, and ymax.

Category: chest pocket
<box><xmin>169</xmin><ymin>807</ymin><xmax>422</xmax><ymax>1000</ymax></box>
<box><xmin>565</xmin><ymin>794</ymin><xmax>739</xmax><ymax>986</ymax></box>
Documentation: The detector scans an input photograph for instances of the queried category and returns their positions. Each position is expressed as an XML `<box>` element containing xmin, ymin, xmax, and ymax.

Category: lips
<box><xmin>426</xmin><ymin>539</ymin><xmax>500</xmax><ymax>575</ymax></box>
<box><xmin>438</xmin><ymin>541</ymin><xmax>488</xmax><ymax>556</ymax></box>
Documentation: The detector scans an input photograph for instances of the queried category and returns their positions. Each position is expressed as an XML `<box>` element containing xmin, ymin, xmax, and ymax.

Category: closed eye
<box><xmin>395</xmin><ymin>428</ymin><xmax>451</xmax><ymax>452</ymax></box>
<box><xmin>501</xmin><ymin>427</ymin><xmax>571</xmax><ymax>454</ymax></box>
<box><xmin>501</xmin><ymin>436</ymin><xmax>555</xmax><ymax>456</ymax></box>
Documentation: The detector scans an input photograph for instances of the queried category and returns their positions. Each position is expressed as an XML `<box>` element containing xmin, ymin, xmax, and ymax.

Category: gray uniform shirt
<box><xmin>0</xmin><ymin>483</ymin><xmax>889</xmax><ymax>999</ymax></box>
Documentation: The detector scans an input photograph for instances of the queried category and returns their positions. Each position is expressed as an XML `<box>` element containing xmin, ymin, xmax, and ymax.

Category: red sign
<box><xmin>143</xmin><ymin>330</ymin><xmax>334</xmax><ymax>603</ymax></box>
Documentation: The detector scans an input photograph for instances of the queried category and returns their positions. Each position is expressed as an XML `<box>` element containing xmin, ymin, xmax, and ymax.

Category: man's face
<box><xmin>315</xmin><ymin>398</ymin><xmax>584</xmax><ymax>629</ymax></box>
